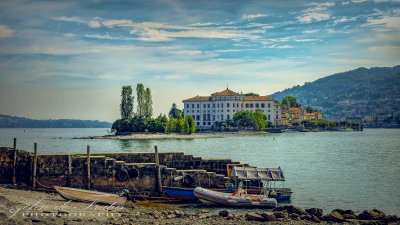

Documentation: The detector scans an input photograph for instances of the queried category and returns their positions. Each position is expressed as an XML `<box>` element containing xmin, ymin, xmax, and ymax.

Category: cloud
<box><xmin>334</xmin><ymin>16</ymin><xmax>358</xmax><ymax>25</ymax></box>
<box><xmin>0</xmin><ymin>25</ymin><xmax>15</xmax><ymax>38</ymax></box>
<box><xmin>351</xmin><ymin>0</ymin><xmax>368</xmax><ymax>3</ymax></box>
<box><xmin>242</xmin><ymin>14</ymin><xmax>268</xmax><ymax>20</ymax></box>
<box><xmin>364</xmin><ymin>15</ymin><xmax>400</xmax><ymax>31</ymax></box>
<box><xmin>53</xmin><ymin>16</ymin><xmax>101</xmax><ymax>28</ymax></box>
<box><xmin>297</xmin><ymin>2</ymin><xmax>335</xmax><ymax>23</ymax></box>
<box><xmin>88</xmin><ymin>20</ymin><xmax>101</xmax><ymax>28</ymax></box>
<box><xmin>302</xmin><ymin>29</ymin><xmax>319</xmax><ymax>33</ymax></box>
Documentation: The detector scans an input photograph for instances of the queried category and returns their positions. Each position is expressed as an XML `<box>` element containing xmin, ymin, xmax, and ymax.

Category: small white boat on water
<box><xmin>55</xmin><ymin>186</ymin><xmax>127</xmax><ymax>205</ymax></box>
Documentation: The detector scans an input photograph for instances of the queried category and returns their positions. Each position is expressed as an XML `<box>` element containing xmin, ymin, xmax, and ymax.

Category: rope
<box><xmin>35</xmin><ymin>178</ymin><xmax>54</xmax><ymax>189</ymax></box>
<box><xmin>121</xmin><ymin>166</ymin><xmax>147</xmax><ymax>201</ymax></box>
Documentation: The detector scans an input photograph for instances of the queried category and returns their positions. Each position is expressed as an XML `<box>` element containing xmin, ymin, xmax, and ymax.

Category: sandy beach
<box><xmin>76</xmin><ymin>133</ymin><xmax>223</xmax><ymax>140</ymax></box>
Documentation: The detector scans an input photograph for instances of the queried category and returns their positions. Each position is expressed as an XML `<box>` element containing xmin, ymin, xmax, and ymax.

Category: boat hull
<box><xmin>55</xmin><ymin>186</ymin><xmax>126</xmax><ymax>205</ymax></box>
<box><xmin>193</xmin><ymin>187</ymin><xmax>277</xmax><ymax>208</ymax></box>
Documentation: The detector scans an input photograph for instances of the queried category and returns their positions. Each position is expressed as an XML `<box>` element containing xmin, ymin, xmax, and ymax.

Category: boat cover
<box><xmin>230</xmin><ymin>167</ymin><xmax>285</xmax><ymax>181</ymax></box>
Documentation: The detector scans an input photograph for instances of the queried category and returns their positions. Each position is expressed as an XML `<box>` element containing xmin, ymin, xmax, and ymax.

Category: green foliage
<box><xmin>185</xmin><ymin>116</ymin><xmax>196</xmax><ymax>134</ymax></box>
<box><xmin>166</xmin><ymin>115</ymin><xmax>176</xmax><ymax>134</ymax></box>
<box><xmin>136</xmin><ymin>83</ymin><xmax>145</xmax><ymax>116</ymax></box>
<box><xmin>144</xmin><ymin>88</ymin><xmax>153</xmax><ymax>118</ymax></box>
<box><xmin>233</xmin><ymin>111</ymin><xmax>253</xmax><ymax>127</ymax></box>
<box><xmin>175</xmin><ymin>116</ymin><xmax>185</xmax><ymax>133</ymax></box>
<box><xmin>243</xmin><ymin>92</ymin><xmax>260</xmax><ymax>96</ymax></box>
<box><xmin>156</xmin><ymin>114</ymin><xmax>168</xmax><ymax>124</ymax></box>
<box><xmin>111</xmin><ymin>115</ymin><xmax>166</xmax><ymax>133</ymax></box>
<box><xmin>169</xmin><ymin>103</ymin><xmax>183</xmax><ymax>119</ymax></box>
<box><xmin>305</xmin><ymin>106</ymin><xmax>315</xmax><ymax>113</ymax></box>
<box><xmin>120</xmin><ymin>86</ymin><xmax>134</xmax><ymax>119</ymax></box>
<box><xmin>282</xmin><ymin>96</ymin><xmax>300</xmax><ymax>108</ymax></box>
<box><xmin>183</xmin><ymin>118</ymin><xmax>190</xmax><ymax>134</ymax></box>
<box><xmin>252</xmin><ymin>109</ymin><xmax>266</xmax><ymax>131</ymax></box>
<box><xmin>292</xmin><ymin>121</ymin><xmax>300</xmax><ymax>126</ymax></box>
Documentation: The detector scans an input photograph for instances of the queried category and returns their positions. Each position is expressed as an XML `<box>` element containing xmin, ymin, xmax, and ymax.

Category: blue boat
<box><xmin>162</xmin><ymin>187</ymin><xmax>197</xmax><ymax>201</ymax></box>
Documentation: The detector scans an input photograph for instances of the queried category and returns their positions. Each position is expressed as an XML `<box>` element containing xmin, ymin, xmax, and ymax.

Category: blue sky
<box><xmin>0</xmin><ymin>0</ymin><xmax>399</xmax><ymax>121</ymax></box>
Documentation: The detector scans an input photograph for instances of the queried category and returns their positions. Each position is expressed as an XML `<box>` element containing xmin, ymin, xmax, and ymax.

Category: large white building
<box><xmin>182</xmin><ymin>88</ymin><xmax>281</xmax><ymax>129</ymax></box>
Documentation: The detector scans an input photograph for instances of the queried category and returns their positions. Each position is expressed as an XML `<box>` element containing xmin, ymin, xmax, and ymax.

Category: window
<box><xmin>196</xmin><ymin>115</ymin><xmax>200</xmax><ymax>120</ymax></box>
<box><xmin>245</xmin><ymin>103</ymin><xmax>249</xmax><ymax>108</ymax></box>
<box><xmin>203</xmin><ymin>122</ymin><xmax>206</xmax><ymax>125</ymax></box>
<box><xmin>241</xmin><ymin>103</ymin><xmax>243</xmax><ymax>108</ymax></box>
<box><xmin>197</xmin><ymin>122</ymin><xmax>200</xmax><ymax>125</ymax></box>
<box><xmin>203</xmin><ymin>110</ymin><xmax>206</xmax><ymax>113</ymax></box>
<box><xmin>203</xmin><ymin>114</ymin><xmax>206</xmax><ymax>120</ymax></box>
<box><xmin>261</xmin><ymin>103</ymin><xmax>265</xmax><ymax>108</ymax></box>
<box><xmin>186</xmin><ymin>110</ymin><xmax>189</xmax><ymax>113</ymax></box>
<box><xmin>237</xmin><ymin>103</ymin><xmax>239</xmax><ymax>108</ymax></box>
<box><xmin>186</xmin><ymin>104</ymin><xmax>189</xmax><ymax>108</ymax></box>
<box><xmin>276</xmin><ymin>115</ymin><xmax>279</xmax><ymax>119</ymax></box>
<box><xmin>208</xmin><ymin>122</ymin><xmax>211</xmax><ymax>125</ymax></box>
<box><xmin>250</xmin><ymin>103</ymin><xmax>253</xmax><ymax>108</ymax></box>
<box><xmin>213</xmin><ymin>115</ymin><xmax>216</xmax><ymax>120</ymax></box>
<box><xmin>203</xmin><ymin>104</ymin><xmax>206</xmax><ymax>108</ymax></box>
<box><xmin>227</xmin><ymin>110</ymin><xmax>230</xmax><ymax>112</ymax></box>
<box><xmin>197</xmin><ymin>104</ymin><xmax>200</xmax><ymax>108</ymax></box>
<box><xmin>213</xmin><ymin>104</ymin><xmax>215</xmax><ymax>108</ymax></box>
<box><xmin>233</xmin><ymin>110</ymin><xmax>235</xmax><ymax>112</ymax></box>
<box><xmin>217</xmin><ymin>103</ymin><xmax>219</xmax><ymax>108</ymax></box>
<box><xmin>197</xmin><ymin>110</ymin><xmax>199</xmax><ymax>113</ymax></box>
<box><xmin>208</xmin><ymin>104</ymin><xmax>210</xmax><ymax>108</ymax></box>
<box><xmin>217</xmin><ymin>115</ymin><xmax>220</xmax><ymax>119</ymax></box>
<box><xmin>268</xmin><ymin>103</ymin><xmax>271</xmax><ymax>108</ymax></box>
<box><xmin>227</xmin><ymin>115</ymin><xmax>230</xmax><ymax>120</ymax></box>
<box><xmin>192</xmin><ymin>104</ymin><xmax>194</xmax><ymax>108</ymax></box>
<box><xmin>256</xmin><ymin>103</ymin><xmax>259</xmax><ymax>108</ymax></box>
<box><xmin>221</xmin><ymin>103</ymin><xmax>224</xmax><ymax>108</ymax></box>
<box><xmin>268</xmin><ymin>115</ymin><xmax>271</xmax><ymax>120</ymax></box>
<box><xmin>221</xmin><ymin>115</ymin><xmax>224</xmax><ymax>120</ymax></box>
<box><xmin>207</xmin><ymin>114</ymin><xmax>210</xmax><ymax>121</ymax></box>
<box><xmin>221</xmin><ymin>110</ymin><xmax>223</xmax><ymax>112</ymax></box>
<box><xmin>227</xmin><ymin>103</ymin><xmax>230</xmax><ymax>107</ymax></box>
<box><xmin>276</xmin><ymin>111</ymin><xmax>278</xmax><ymax>114</ymax></box>
<box><xmin>192</xmin><ymin>110</ymin><xmax>194</xmax><ymax>113</ymax></box>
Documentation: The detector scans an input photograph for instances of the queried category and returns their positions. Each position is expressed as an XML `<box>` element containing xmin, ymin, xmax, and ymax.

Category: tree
<box><xmin>120</xmin><ymin>86</ymin><xmax>134</xmax><ymax>119</ymax></box>
<box><xmin>243</xmin><ymin>92</ymin><xmax>259</xmax><ymax>96</ymax></box>
<box><xmin>282</xmin><ymin>96</ymin><xmax>300</xmax><ymax>108</ymax></box>
<box><xmin>183</xmin><ymin>117</ymin><xmax>190</xmax><ymax>134</ymax></box>
<box><xmin>169</xmin><ymin>103</ymin><xmax>183</xmax><ymax>119</ymax></box>
<box><xmin>175</xmin><ymin>115</ymin><xmax>184</xmax><ymax>133</ymax></box>
<box><xmin>144</xmin><ymin>88</ymin><xmax>153</xmax><ymax>118</ymax></box>
<box><xmin>156</xmin><ymin>114</ymin><xmax>168</xmax><ymax>124</ymax></box>
<box><xmin>136</xmin><ymin>83</ymin><xmax>145</xmax><ymax>116</ymax></box>
<box><xmin>166</xmin><ymin>114</ymin><xmax>176</xmax><ymax>134</ymax></box>
<box><xmin>233</xmin><ymin>111</ymin><xmax>253</xmax><ymax>127</ymax></box>
<box><xmin>252</xmin><ymin>109</ymin><xmax>266</xmax><ymax>131</ymax></box>
<box><xmin>186</xmin><ymin>116</ymin><xmax>196</xmax><ymax>134</ymax></box>
<box><xmin>305</xmin><ymin>106</ymin><xmax>314</xmax><ymax>113</ymax></box>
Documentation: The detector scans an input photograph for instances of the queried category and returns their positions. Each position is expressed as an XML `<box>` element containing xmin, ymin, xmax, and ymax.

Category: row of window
<box><xmin>192</xmin><ymin>113</ymin><xmax>275</xmax><ymax>121</ymax></box>
<box><xmin>186</xmin><ymin>102</ymin><xmax>272</xmax><ymax>109</ymax></box>
<box><xmin>187</xmin><ymin>109</ymin><xmax>272</xmax><ymax>114</ymax></box>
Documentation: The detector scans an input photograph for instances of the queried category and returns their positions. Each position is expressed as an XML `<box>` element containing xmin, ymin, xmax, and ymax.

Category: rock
<box><xmin>167</xmin><ymin>214</ymin><xmax>176</xmax><ymax>219</ymax></box>
<box><xmin>385</xmin><ymin>214</ymin><xmax>399</xmax><ymax>222</ymax></box>
<box><xmin>226</xmin><ymin>213</ymin><xmax>234</xmax><ymax>220</ymax></box>
<box><xmin>344</xmin><ymin>209</ymin><xmax>355</xmax><ymax>215</ymax></box>
<box><xmin>274</xmin><ymin>211</ymin><xmax>288</xmax><ymax>219</ymax></box>
<box><xmin>342</xmin><ymin>214</ymin><xmax>357</xmax><ymax>219</ymax></box>
<box><xmin>260</xmin><ymin>212</ymin><xmax>276</xmax><ymax>221</ymax></box>
<box><xmin>174</xmin><ymin>210</ymin><xmax>184</xmax><ymax>218</ymax></box>
<box><xmin>197</xmin><ymin>212</ymin><xmax>211</xmax><ymax>219</ymax></box>
<box><xmin>152</xmin><ymin>211</ymin><xmax>161</xmax><ymax>219</ymax></box>
<box><xmin>305</xmin><ymin>208</ymin><xmax>323</xmax><ymax>217</ymax></box>
<box><xmin>357</xmin><ymin>209</ymin><xmax>386</xmax><ymax>220</ymax></box>
<box><xmin>321</xmin><ymin>211</ymin><xmax>345</xmax><ymax>222</ymax></box>
<box><xmin>273</xmin><ymin>205</ymin><xmax>306</xmax><ymax>215</ymax></box>
<box><xmin>300</xmin><ymin>214</ymin><xmax>321</xmax><ymax>223</ymax></box>
<box><xmin>200</xmin><ymin>209</ymin><xmax>209</xmax><ymax>213</ymax></box>
<box><xmin>246</xmin><ymin>212</ymin><xmax>265</xmax><ymax>221</ymax></box>
<box><xmin>290</xmin><ymin>213</ymin><xmax>299</xmax><ymax>219</ymax></box>
<box><xmin>219</xmin><ymin>210</ymin><xmax>231</xmax><ymax>217</ymax></box>
<box><xmin>332</xmin><ymin>208</ymin><xmax>346</xmax><ymax>215</ymax></box>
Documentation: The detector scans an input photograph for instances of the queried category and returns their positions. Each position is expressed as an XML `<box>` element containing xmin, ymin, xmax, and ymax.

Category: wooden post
<box><xmin>154</xmin><ymin>146</ymin><xmax>162</xmax><ymax>194</ymax></box>
<box><xmin>87</xmin><ymin>146</ymin><xmax>91</xmax><ymax>190</ymax></box>
<box><xmin>32</xmin><ymin>143</ymin><xmax>37</xmax><ymax>189</ymax></box>
<box><xmin>68</xmin><ymin>155</ymin><xmax>72</xmax><ymax>186</ymax></box>
<box><xmin>12</xmin><ymin>138</ymin><xmax>17</xmax><ymax>185</ymax></box>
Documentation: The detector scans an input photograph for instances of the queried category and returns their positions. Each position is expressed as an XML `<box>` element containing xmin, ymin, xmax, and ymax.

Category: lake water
<box><xmin>0</xmin><ymin>128</ymin><xmax>399</xmax><ymax>215</ymax></box>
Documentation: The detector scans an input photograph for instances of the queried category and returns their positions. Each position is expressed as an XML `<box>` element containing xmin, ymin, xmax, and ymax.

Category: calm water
<box><xmin>0</xmin><ymin>128</ymin><xmax>399</xmax><ymax>215</ymax></box>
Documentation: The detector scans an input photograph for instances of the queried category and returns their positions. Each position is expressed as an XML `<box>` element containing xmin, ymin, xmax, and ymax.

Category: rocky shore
<box><xmin>0</xmin><ymin>186</ymin><xmax>399</xmax><ymax>225</ymax></box>
<box><xmin>76</xmin><ymin>133</ymin><xmax>223</xmax><ymax>140</ymax></box>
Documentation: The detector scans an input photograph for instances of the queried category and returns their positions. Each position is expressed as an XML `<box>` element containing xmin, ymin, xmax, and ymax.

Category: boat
<box><xmin>193</xmin><ymin>185</ymin><xmax>277</xmax><ymax>208</ymax></box>
<box><xmin>162</xmin><ymin>187</ymin><xmax>197</xmax><ymax>201</ymax></box>
<box><xmin>55</xmin><ymin>186</ymin><xmax>127</xmax><ymax>205</ymax></box>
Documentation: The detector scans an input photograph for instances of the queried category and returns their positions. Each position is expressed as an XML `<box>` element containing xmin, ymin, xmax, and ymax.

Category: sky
<box><xmin>0</xmin><ymin>0</ymin><xmax>399</xmax><ymax>122</ymax></box>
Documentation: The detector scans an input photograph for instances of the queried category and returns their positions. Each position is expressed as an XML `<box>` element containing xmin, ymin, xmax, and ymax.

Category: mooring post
<box><xmin>68</xmin><ymin>155</ymin><xmax>72</xmax><ymax>186</ymax></box>
<box><xmin>32</xmin><ymin>143</ymin><xmax>37</xmax><ymax>189</ymax></box>
<box><xmin>87</xmin><ymin>145</ymin><xmax>91</xmax><ymax>190</ymax></box>
<box><xmin>154</xmin><ymin>146</ymin><xmax>162</xmax><ymax>194</ymax></box>
<box><xmin>12</xmin><ymin>138</ymin><xmax>17</xmax><ymax>185</ymax></box>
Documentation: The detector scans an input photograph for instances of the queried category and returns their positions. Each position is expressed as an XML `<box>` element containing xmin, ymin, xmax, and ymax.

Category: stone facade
<box><xmin>183</xmin><ymin>88</ymin><xmax>281</xmax><ymax>129</ymax></box>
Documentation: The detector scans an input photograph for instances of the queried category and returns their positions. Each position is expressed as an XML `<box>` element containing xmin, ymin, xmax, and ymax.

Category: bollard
<box><xmin>154</xmin><ymin>146</ymin><xmax>162</xmax><ymax>194</ymax></box>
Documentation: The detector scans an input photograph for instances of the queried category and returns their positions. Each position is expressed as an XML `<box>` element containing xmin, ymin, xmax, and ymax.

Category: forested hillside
<box><xmin>269</xmin><ymin>66</ymin><xmax>400</xmax><ymax>121</ymax></box>
<box><xmin>0</xmin><ymin>114</ymin><xmax>112</xmax><ymax>128</ymax></box>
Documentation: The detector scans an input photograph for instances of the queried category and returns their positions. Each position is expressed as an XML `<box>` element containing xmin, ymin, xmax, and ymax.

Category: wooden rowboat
<box><xmin>55</xmin><ymin>186</ymin><xmax>127</xmax><ymax>205</ymax></box>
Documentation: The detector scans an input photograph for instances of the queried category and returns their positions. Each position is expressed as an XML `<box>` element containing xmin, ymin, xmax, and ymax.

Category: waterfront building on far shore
<box><xmin>183</xmin><ymin>88</ymin><xmax>281</xmax><ymax>129</ymax></box>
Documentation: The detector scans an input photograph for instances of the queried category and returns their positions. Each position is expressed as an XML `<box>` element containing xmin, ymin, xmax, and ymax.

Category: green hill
<box><xmin>0</xmin><ymin>114</ymin><xmax>112</xmax><ymax>128</ymax></box>
<box><xmin>269</xmin><ymin>65</ymin><xmax>400</xmax><ymax>121</ymax></box>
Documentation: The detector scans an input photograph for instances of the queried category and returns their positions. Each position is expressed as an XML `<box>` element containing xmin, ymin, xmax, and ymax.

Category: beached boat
<box><xmin>193</xmin><ymin>186</ymin><xmax>277</xmax><ymax>208</ymax></box>
<box><xmin>55</xmin><ymin>186</ymin><xmax>127</xmax><ymax>205</ymax></box>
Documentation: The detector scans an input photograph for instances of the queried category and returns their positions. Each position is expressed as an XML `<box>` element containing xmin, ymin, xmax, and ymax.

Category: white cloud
<box><xmin>351</xmin><ymin>0</ymin><xmax>368</xmax><ymax>3</ymax></box>
<box><xmin>297</xmin><ymin>2</ymin><xmax>335</xmax><ymax>23</ymax></box>
<box><xmin>364</xmin><ymin>15</ymin><xmax>400</xmax><ymax>31</ymax></box>
<box><xmin>334</xmin><ymin>16</ymin><xmax>358</xmax><ymax>25</ymax></box>
<box><xmin>88</xmin><ymin>20</ymin><xmax>101</xmax><ymax>28</ymax></box>
<box><xmin>242</xmin><ymin>14</ymin><xmax>268</xmax><ymax>20</ymax></box>
<box><xmin>302</xmin><ymin>29</ymin><xmax>319</xmax><ymax>33</ymax></box>
<box><xmin>53</xmin><ymin>16</ymin><xmax>101</xmax><ymax>28</ymax></box>
<box><xmin>0</xmin><ymin>25</ymin><xmax>15</xmax><ymax>38</ymax></box>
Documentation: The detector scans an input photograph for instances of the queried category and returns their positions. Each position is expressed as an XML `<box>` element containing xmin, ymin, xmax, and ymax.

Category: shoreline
<box><xmin>75</xmin><ymin>133</ymin><xmax>224</xmax><ymax>140</ymax></box>
<box><xmin>0</xmin><ymin>186</ymin><xmax>398</xmax><ymax>225</ymax></box>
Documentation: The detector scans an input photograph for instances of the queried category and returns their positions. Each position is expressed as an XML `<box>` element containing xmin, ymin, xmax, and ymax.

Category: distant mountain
<box><xmin>0</xmin><ymin>114</ymin><xmax>112</xmax><ymax>128</ymax></box>
<box><xmin>269</xmin><ymin>65</ymin><xmax>400</xmax><ymax>121</ymax></box>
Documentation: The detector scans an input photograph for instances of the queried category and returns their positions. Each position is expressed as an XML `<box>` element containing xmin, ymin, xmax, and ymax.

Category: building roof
<box><xmin>243</xmin><ymin>96</ymin><xmax>274</xmax><ymax>101</ymax></box>
<box><xmin>274</xmin><ymin>102</ymin><xmax>280</xmax><ymax>106</ymax></box>
<box><xmin>183</xmin><ymin>96</ymin><xmax>211</xmax><ymax>102</ymax></box>
<box><xmin>211</xmin><ymin>88</ymin><xmax>241</xmax><ymax>96</ymax></box>
<box><xmin>288</xmin><ymin>107</ymin><xmax>300</xmax><ymax>112</ymax></box>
